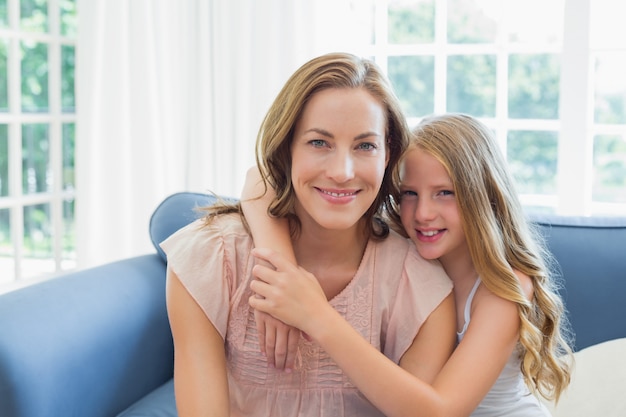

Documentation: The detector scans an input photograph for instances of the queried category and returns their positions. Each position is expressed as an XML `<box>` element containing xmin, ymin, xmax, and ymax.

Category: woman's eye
<box><xmin>309</xmin><ymin>139</ymin><xmax>327</xmax><ymax>148</ymax></box>
<box><xmin>439</xmin><ymin>190</ymin><xmax>454</xmax><ymax>197</ymax></box>
<box><xmin>357</xmin><ymin>142</ymin><xmax>377</xmax><ymax>151</ymax></box>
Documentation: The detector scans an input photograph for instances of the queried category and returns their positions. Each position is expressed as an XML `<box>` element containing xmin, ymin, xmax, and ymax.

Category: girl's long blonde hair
<box><xmin>411</xmin><ymin>113</ymin><xmax>573</xmax><ymax>401</ymax></box>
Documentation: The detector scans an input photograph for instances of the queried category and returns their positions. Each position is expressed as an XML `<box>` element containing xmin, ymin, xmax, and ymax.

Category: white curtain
<box><xmin>75</xmin><ymin>0</ymin><xmax>368</xmax><ymax>269</ymax></box>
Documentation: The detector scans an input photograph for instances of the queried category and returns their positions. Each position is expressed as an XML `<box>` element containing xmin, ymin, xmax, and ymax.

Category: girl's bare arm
<box><xmin>250</xmin><ymin>249</ymin><xmax>523</xmax><ymax>417</ymax></box>
<box><xmin>241</xmin><ymin>166</ymin><xmax>300</xmax><ymax>370</ymax></box>
<box><xmin>240</xmin><ymin>166</ymin><xmax>296</xmax><ymax>263</ymax></box>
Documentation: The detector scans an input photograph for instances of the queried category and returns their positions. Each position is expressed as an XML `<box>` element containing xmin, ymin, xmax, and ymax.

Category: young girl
<box><xmin>163</xmin><ymin>53</ymin><xmax>456</xmax><ymax>417</ymax></box>
<box><xmin>246</xmin><ymin>113</ymin><xmax>573</xmax><ymax>416</ymax></box>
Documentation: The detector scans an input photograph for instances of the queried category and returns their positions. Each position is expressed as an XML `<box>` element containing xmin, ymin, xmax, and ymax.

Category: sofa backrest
<box><xmin>149</xmin><ymin>192</ymin><xmax>219</xmax><ymax>261</ymax></box>
<box><xmin>150</xmin><ymin>192</ymin><xmax>626</xmax><ymax>352</ymax></box>
<box><xmin>532</xmin><ymin>215</ymin><xmax>626</xmax><ymax>351</ymax></box>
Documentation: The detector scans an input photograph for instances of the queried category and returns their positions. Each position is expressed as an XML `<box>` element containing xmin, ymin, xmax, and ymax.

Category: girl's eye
<box><xmin>400</xmin><ymin>190</ymin><xmax>418</xmax><ymax>200</ymax></box>
<box><xmin>439</xmin><ymin>190</ymin><xmax>454</xmax><ymax>197</ymax></box>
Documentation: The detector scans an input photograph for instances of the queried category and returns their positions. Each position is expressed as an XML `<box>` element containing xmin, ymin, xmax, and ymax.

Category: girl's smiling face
<box><xmin>290</xmin><ymin>87</ymin><xmax>388</xmax><ymax>234</ymax></box>
<box><xmin>399</xmin><ymin>147</ymin><xmax>468</xmax><ymax>265</ymax></box>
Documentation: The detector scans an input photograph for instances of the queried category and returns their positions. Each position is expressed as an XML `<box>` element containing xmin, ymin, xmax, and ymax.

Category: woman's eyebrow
<box><xmin>354</xmin><ymin>131</ymin><xmax>382</xmax><ymax>140</ymax></box>
<box><xmin>302</xmin><ymin>128</ymin><xmax>382</xmax><ymax>141</ymax></box>
<box><xmin>303</xmin><ymin>128</ymin><xmax>333</xmax><ymax>137</ymax></box>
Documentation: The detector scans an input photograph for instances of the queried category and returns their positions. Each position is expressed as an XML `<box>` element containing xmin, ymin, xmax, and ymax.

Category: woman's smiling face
<box><xmin>290</xmin><ymin>87</ymin><xmax>388</xmax><ymax>233</ymax></box>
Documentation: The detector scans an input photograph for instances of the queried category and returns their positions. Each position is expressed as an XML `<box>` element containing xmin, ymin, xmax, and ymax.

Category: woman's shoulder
<box><xmin>160</xmin><ymin>213</ymin><xmax>252</xmax><ymax>259</ymax></box>
<box><xmin>390</xmin><ymin>232</ymin><xmax>447</xmax><ymax>274</ymax></box>
<box><xmin>162</xmin><ymin>213</ymin><xmax>253</xmax><ymax>338</ymax></box>
<box><xmin>185</xmin><ymin>212</ymin><xmax>249</xmax><ymax>237</ymax></box>
<box><xmin>373</xmin><ymin>231</ymin><xmax>451</xmax><ymax>283</ymax></box>
<box><xmin>376</xmin><ymin>233</ymin><xmax>453</xmax><ymax>362</ymax></box>
<box><xmin>375</xmin><ymin>228</ymin><xmax>413</xmax><ymax>252</ymax></box>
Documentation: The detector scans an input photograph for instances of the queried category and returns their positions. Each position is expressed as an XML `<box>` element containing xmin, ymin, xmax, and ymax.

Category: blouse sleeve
<box><xmin>159</xmin><ymin>218</ymin><xmax>235</xmax><ymax>339</ymax></box>
<box><xmin>383</xmin><ymin>246</ymin><xmax>453</xmax><ymax>363</ymax></box>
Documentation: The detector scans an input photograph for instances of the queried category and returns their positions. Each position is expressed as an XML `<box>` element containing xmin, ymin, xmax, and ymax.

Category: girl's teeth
<box><xmin>421</xmin><ymin>230</ymin><xmax>437</xmax><ymax>237</ymax></box>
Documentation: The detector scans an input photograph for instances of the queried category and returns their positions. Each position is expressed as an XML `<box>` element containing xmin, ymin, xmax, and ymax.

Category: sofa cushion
<box><xmin>116</xmin><ymin>379</ymin><xmax>177</xmax><ymax>417</ymax></box>
<box><xmin>543</xmin><ymin>337</ymin><xmax>626</xmax><ymax>417</ymax></box>
<box><xmin>149</xmin><ymin>192</ymin><xmax>218</xmax><ymax>261</ymax></box>
<box><xmin>532</xmin><ymin>215</ymin><xmax>626</xmax><ymax>350</ymax></box>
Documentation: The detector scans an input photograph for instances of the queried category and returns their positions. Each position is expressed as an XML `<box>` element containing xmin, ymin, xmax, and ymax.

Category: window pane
<box><xmin>22</xmin><ymin>123</ymin><xmax>50</xmax><ymax>194</ymax></box>
<box><xmin>591</xmin><ymin>0</ymin><xmax>626</xmax><ymax>49</ymax></box>
<box><xmin>20</xmin><ymin>0</ymin><xmax>48</xmax><ymax>33</ymax></box>
<box><xmin>388</xmin><ymin>55</ymin><xmax>434</xmax><ymax>117</ymax></box>
<box><xmin>21</xmin><ymin>41</ymin><xmax>49</xmax><ymax>113</ymax></box>
<box><xmin>23</xmin><ymin>203</ymin><xmax>54</xmax><ymax>277</ymax></box>
<box><xmin>0</xmin><ymin>207</ymin><xmax>13</xmax><ymax>283</ymax></box>
<box><xmin>388</xmin><ymin>0</ymin><xmax>434</xmax><ymax>44</ymax></box>
<box><xmin>447</xmin><ymin>0</ymin><xmax>498</xmax><ymax>44</ymax></box>
<box><xmin>507</xmin><ymin>130</ymin><xmax>558</xmax><ymax>194</ymax></box>
<box><xmin>447</xmin><ymin>54</ymin><xmax>496</xmax><ymax>116</ymax></box>
<box><xmin>62</xmin><ymin>122</ymin><xmax>74</xmax><ymax>190</ymax></box>
<box><xmin>505</xmin><ymin>0</ymin><xmax>563</xmax><ymax>43</ymax></box>
<box><xmin>594</xmin><ymin>53</ymin><xmax>626</xmax><ymax>124</ymax></box>
<box><xmin>61</xmin><ymin>45</ymin><xmax>75</xmax><ymax>112</ymax></box>
<box><xmin>0</xmin><ymin>40</ymin><xmax>7</xmax><ymax>112</ymax></box>
<box><xmin>508</xmin><ymin>54</ymin><xmax>560</xmax><ymax>119</ymax></box>
<box><xmin>593</xmin><ymin>134</ymin><xmax>626</xmax><ymax>203</ymax></box>
<box><xmin>0</xmin><ymin>124</ymin><xmax>7</xmax><ymax>196</ymax></box>
<box><xmin>0</xmin><ymin>0</ymin><xmax>7</xmax><ymax>28</ymax></box>
<box><xmin>60</xmin><ymin>0</ymin><xmax>77</xmax><ymax>37</ymax></box>
<box><xmin>63</xmin><ymin>197</ymin><xmax>75</xmax><ymax>266</ymax></box>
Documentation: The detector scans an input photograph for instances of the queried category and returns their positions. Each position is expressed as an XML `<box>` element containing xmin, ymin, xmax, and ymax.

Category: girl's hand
<box><xmin>249</xmin><ymin>247</ymin><xmax>328</xmax><ymax>337</ymax></box>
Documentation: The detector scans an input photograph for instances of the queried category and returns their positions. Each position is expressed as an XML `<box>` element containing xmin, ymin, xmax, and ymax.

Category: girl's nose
<box><xmin>414</xmin><ymin>198</ymin><xmax>436</xmax><ymax>222</ymax></box>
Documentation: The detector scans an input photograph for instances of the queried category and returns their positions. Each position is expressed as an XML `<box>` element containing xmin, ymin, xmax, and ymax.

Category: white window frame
<box><xmin>367</xmin><ymin>0</ymin><xmax>626</xmax><ymax>217</ymax></box>
<box><xmin>0</xmin><ymin>0</ymin><xmax>76</xmax><ymax>289</ymax></box>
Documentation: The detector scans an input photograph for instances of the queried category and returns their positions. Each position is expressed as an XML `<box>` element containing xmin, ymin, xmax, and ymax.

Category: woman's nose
<box><xmin>326</xmin><ymin>150</ymin><xmax>355</xmax><ymax>183</ymax></box>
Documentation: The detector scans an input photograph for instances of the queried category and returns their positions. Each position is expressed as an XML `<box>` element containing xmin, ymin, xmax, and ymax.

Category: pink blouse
<box><xmin>161</xmin><ymin>213</ymin><xmax>452</xmax><ymax>417</ymax></box>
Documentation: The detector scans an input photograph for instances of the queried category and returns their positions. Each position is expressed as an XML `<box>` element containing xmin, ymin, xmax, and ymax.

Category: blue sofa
<box><xmin>1</xmin><ymin>191</ymin><xmax>625</xmax><ymax>417</ymax></box>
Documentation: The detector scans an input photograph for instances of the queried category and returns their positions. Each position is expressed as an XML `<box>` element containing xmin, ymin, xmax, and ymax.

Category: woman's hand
<box><xmin>253</xmin><ymin>309</ymin><xmax>301</xmax><ymax>371</ymax></box>
<box><xmin>249</xmin><ymin>247</ymin><xmax>329</xmax><ymax>337</ymax></box>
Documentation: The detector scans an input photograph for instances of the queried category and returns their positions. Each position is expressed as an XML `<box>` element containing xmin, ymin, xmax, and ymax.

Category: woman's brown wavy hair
<box><xmin>203</xmin><ymin>52</ymin><xmax>410</xmax><ymax>239</ymax></box>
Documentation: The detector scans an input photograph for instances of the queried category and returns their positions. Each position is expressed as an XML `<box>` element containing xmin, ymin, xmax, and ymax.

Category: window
<box><xmin>1</xmin><ymin>0</ymin><xmax>624</xmax><ymax>290</ymax></box>
<box><xmin>588</xmin><ymin>0</ymin><xmax>626</xmax><ymax>214</ymax></box>
<box><xmin>0</xmin><ymin>0</ymin><xmax>77</xmax><ymax>288</ymax></box>
<box><xmin>364</xmin><ymin>0</ymin><xmax>625</xmax><ymax>216</ymax></box>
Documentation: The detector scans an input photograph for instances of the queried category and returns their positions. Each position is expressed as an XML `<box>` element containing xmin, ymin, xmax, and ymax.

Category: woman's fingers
<box><xmin>253</xmin><ymin>307</ymin><xmax>268</xmax><ymax>358</ymax></box>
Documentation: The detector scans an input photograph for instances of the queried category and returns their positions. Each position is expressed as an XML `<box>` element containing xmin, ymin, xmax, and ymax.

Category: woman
<box><xmin>162</xmin><ymin>52</ymin><xmax>455</xmax><ymax>417</ymax></box>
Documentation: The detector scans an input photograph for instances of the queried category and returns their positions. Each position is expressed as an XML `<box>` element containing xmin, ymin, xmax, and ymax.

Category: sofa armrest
<box><xmin>0</xmin><ymin>254</ymin><xmax>174</xmax><ymax>417</ymax></box>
